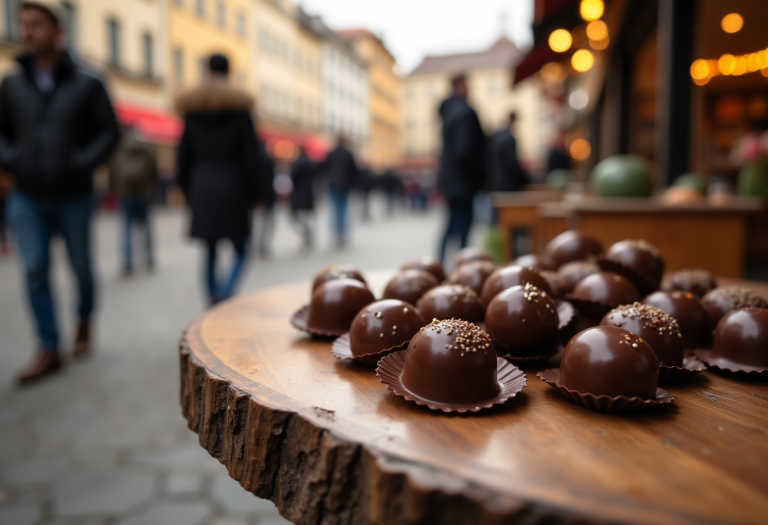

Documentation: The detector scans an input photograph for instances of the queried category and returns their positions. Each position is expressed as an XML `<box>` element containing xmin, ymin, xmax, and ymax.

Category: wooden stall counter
<box><xmin>491</xmin><ymin>191</ymin><xmax>563</xmax><ymax>262</ymax></box>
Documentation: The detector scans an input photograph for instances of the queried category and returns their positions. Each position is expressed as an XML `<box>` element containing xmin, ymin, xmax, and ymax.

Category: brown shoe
<box><xmin>17</xmin><ymin>351</ymin><xmax>62</xmax><ymax>384</ymax></box>
<box><xmin>73</xmin><ymin>322</ymin><xmax>91</xmax><ymax>358</ymax></box>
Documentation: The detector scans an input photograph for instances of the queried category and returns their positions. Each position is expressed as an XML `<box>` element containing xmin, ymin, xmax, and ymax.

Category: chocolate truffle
<box><xmin>349</xmin><ymin>300</ymin><xmax>426</xmax><ymax>356</ymax></box>
<box><xmin>708</xmin><ymin>307</ymin><xmax>768</xmax><ymax>371</ymax></box>
<box><xmin>383</xmin><ymin>270</ymin><xmax>439</xmax><ymax>306</ymax></box>
<box><xmin>558</xmin><ymin>260</ymin><xmax>600</xmax><ymax>293</ymax></box>
<box><xmin>447</xmin><ymin>260</ymin><xmax>498</xmax><ymax>295</ymax></box>
<box><xmin>569</xmin><ymin>272</ymin><xmax>640</xmax><ymax>308</ymax></box>
<box><xmin>479</xmin><ymin>265</ymin><xmax>553</xmax><ymax>309</ymax></box>
<box><xmin>312</xmin><ymin>263</ymin><xmax>367</xmax><ymax>291</ymax></box>
<box><xmin>560</xmin><ymin>326</ymin><xmax>659</xmax><ymax>399</ymax></box>
<box><xmin>401</xmin><ymin>257</ymin><xmax>446</xmax><ymax>282</ymax></box>
<box><xmin>600</xmin><ymin>303</ymin><xmax>684</xmax><ymax>366</ymax></box>
<box><xmin>307</xmin><ymin>279</ymin><xmax>375</xmax><ymax>334</ymax></box>
<box><xmin>642</xmin><ymin>291</ymin><xmax>712</xmax><ymax>350</ymax></box>
<box><xmin>700</xmin><ymin>287</ymin><xmax>768</xmax><ymax>326</ymax></box>
<box><xmin>486</xmin><ymin>284</ymin><xmax>559</xmax><ymax>356</ymax></box>
<box><xmin>401</xmin><ymin>318</ymin><xmax>498</xmax><ymax>404</ymax></box>
<box><xmin>540</xmin><ymin>270</ymin><xmax>568</xmax><ymax>299</ymax></box>
<box><xmin>454</xmin><ymin>247</ymin><xmax>493</xmax><ymax>268</ymax></box>
<box><xmin>514</xmin><ymin>254</ymin><xmax>551</xmax><ymax>271</ymax></box>
<box><xmin>416</xmin><ymin>284</ymin><xmax>484</xmax><ymax>323</ymax></box>
<box><xmin>601</xmin><ymin>239</ymin><xmax>665</xmax><ymax>290</ymax></box>
<box><xmin>542</xmin><ymin>230</ymin><xmax>602</xmax><ymax>269</ymax></box>
<box><xmin>662</xmin><ymin>269</ymin><xmax>717</xmax><ymax>298</ymax></box>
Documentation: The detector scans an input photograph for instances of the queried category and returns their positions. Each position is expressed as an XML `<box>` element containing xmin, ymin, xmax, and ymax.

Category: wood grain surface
<box><xmin>179</xmin><ymin>273</ymin><xmax>768</xmax><ymax>525</ymax></box>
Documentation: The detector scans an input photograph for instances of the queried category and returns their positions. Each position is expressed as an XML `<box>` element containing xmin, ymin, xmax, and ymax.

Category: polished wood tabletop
<box><xmin>180</xmin><ymin>273</ymin><xmax>768</xmax><ymax>525</ymax></box>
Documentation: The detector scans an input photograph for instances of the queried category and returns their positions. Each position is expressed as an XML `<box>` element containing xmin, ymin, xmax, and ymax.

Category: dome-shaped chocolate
<box><xmin>560</xmin><ymin>326</ymin><xmax>659</xmax><ymax>399</ymax></box>
<box><xmin>558</xmin><ymin>260</ymin><xmax>600</xmax><ymax>293</ymax></box>
<box><xmin>602</xmin><ymin>239</ymin><xmax>665</xmax><ymax>289</ymax></box>
<box><xmin>709</xmin><ymin>308</ymin><xmax>768</xmax><ymax>371</ymax></box>
<box><xmin>383</xmin><ymin>270</ymin><xmax>439</xmax><ymax>306</ymax></box>
<box><xmin>312</xmin><ymin>263</ymin><xmax>367</xmax><ymax>291</ymax></box>
<box><xmin>701</xmin><ymin>287</ymin><xmax>768</xmax><ymax>327</ymax></box>
<box><xmin>570</xmin><ymin>272</ymin><xmax>640</xmax><ymax>307</ymax></box>
<box><xmin>642</xmin><ymin>291</ymin><xmax>712</xmax><ymax>350</ymax></box>
<box><xmin>559</xmin><ymin>311</ymin><xmax>599</xmax><ymax>346</ymax></box>
<box><xmin>447</xmin><ymin>260</ymin><xmax>498</xmax><ymax>295</ymax></box>
<box><xmin>416</xmin><ymin>284</ymin><xmax>484</xmax><ymax>323</ymax></box>
<box><xmin>401</xmin><ymin>257</ymin><xmax>446</xmax><ymax>282</ymax></box>
<box><xmin>540</xmin><ymin>270</ymin><xmax>568</xmax><ymax>299</ymax></box>
<box><xmin>514</xmin><ymin>254</ymin><xmax>552</xmax><ymax>271</ymax></box>
<box><xmin>485</xmin><ymin>284</ymin><xmax>559</xmax><ymax>356</ymax></box>
<box><xmin>402</xmin><ymin>319</ymin><xmax>498</xmax><ymax>404</ymax></box>
<box><xmin>454</xmin><ymin>247</ymin><xmax>493</xmax><ymax>268</ymax></box>
<box><xmin>542</xmin><ymin>230</ymin><xmax>602</xmax><ymax>269</ymax></box>
<box><xmin>600</xmin><ymin>303</ymin><xmax>684</xmax><ymax>366</ymax></box>
<box><xmin>307</xmin><ymin>279</ymin><xmax>375</xmax><ymax>333</ymax></box>
<box><xmin>479</xmin><ymin>265</ymin><xmax>552</xmax><ymax>309</ymax></box>
<box><xmin>662</xmin><ymin>269</ymin><xmax>717</xmax><ymax>298</ymax></box>
<box><xmin>349</xmin><ymin>300</ymin><xmax>425</xmax><ymax>356</ymax></box>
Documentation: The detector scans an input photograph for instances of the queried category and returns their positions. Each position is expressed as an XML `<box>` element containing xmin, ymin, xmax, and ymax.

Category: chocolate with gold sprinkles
<box><xmin>663</xmin><ymin>268</ymin><xmax>717</xmax><ymax>298</ymax></box>
<box><xmin>601</xmin><ymin>302</ymin><xmax>684</xmax><ymax>366</ymax></box>
<box><xmin>701</xmin><ymin>287</ymin><xmax>768</xmax><ymax>326</ymax></box>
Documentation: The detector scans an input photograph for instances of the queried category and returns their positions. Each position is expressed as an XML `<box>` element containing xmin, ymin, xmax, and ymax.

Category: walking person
<box><xmin>175</xmin><ymin>53</ymin><xmax>261</xmax><ymax>306</ymax></box>
<box><xmin>488</xmin><ymin>112</ymin><xmax>530</xmax><ymax>193</ymax></box>
<box><xmin>0</xmin><ymin>2</ymin><xmax>119</xmax><ymax>383</ymax></box>
<box><xmin>320</xmin><ymin>135</ymin><xmax>358</xmax><ymax>248</ymax></box>
<box><xmin>109</xmin><ymin>126</ymin><xmax>159</xmax><ymax>275</ymax></box>
<box><xmin>436</xmin><ymin>73</ymin><xmax>487</xmax><ymax>264</ymax></box>
<box><xmin>289</xmin><ymin>146</ymin><xmax>316</xmax><ymax>251</ymax></box>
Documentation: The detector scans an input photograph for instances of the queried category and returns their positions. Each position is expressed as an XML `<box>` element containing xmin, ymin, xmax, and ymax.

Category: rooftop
<box><xmin>409</xmin><ymin>37</ymin><xmax>522</xmax><ymax>76</ymax></box>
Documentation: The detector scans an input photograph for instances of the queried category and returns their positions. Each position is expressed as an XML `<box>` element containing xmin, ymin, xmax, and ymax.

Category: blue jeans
<box><xmin>205</xmin><ymin>238</ymin><xmax>247</xmax><ymax>305</ymax></box>
<box><xmin>7</xmin><ymin>190</ymin><xmax>95</xmax><ymax>352</ymax></box>
<box><xmin>121</xmin><ymin>198</ymin><xmax>153</xmax><ymax>268</ymax></box>
<box><xmin>328</xmin><ymin>189</ymin><xmax>349</xmax><ymax>243</ymax></box>
<box><xmin>439</xmin><ymin>201</ymin><xmax>474</xmax><ymax>264</ymax></box>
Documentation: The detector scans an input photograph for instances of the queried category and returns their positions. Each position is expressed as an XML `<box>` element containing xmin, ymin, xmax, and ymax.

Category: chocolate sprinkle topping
<box><xmin>607</xmin><ymin>302</ymin><xmax>682</xmax><ymax>338</ymax></box>
<box><xmin>705</xmin><ymin>287</ymin><xmax>768</xmax><ymax>310</ymax></box>
<box><xmin>422</xmin><ymin>318</ymin><xmax>492</xmax><ymax>356</ymax></box>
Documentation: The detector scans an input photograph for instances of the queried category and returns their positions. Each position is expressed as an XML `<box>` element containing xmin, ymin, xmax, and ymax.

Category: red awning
<box><xmin>513</xmin><ymin>43</ymin><xmax>560</xmax><ymax>85</ymax></box>
<box><xmin>115</xmin><ymin>103</ymin><xmax>183</xmax><ymax>144</ymax></box>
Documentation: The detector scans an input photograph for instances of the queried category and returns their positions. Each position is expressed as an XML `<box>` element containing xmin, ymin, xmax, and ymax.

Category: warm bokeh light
<box><xmin>586</xmin><ymin>20</ymin><xmax>608</xmax><ymax>41</ymax></box>
<box><xmin>549</xmin><ymin>29</ymin><xmax>573</xmax><ymax>53</ymax></box>
<box><xmin>762</xmin><ymin>67</ymin><xmax>768</xmax><ymax>78</ymax></box>
<box><xmin>571</xmin><ymin>49</ymin><xmax>594</xmax><ymax>73</ymax></box>
<box><xmin>733</xmin><ymin>56</ymin><xmax>748</xmax><ymax>75</ymax></box>
<box><xmin>569</xmin><ymin>89</ymin><xmax>589</xmax><ymax>110</ymax></box>
<box><xmin>690</xmin><ymin>59</ymin><xmax>710</xmax><ymax>80</ymax></box>
<box><xmin>747</xmin><ymin>53</ymin><xmax>760</xmax><ymax>72</ymax></box>
<box><xmin>718</xmin><ymin>54</ymin><xmax>735</xmax><ymax>75</ymax></box>
<box><xmin>569</xmin><ymin>138</ymin><xmax>591</xmax><ymax>161</ymax></box>
<box><xmin>721</xmin><ymin>13</ymin><xmax>743</xmax><ymax>33</ymax></box>
<box><xmin>580</xmin><ymin>0</ymin><xmax>604</xmax><ymax>22</ymax></box>
<box><xmin>589</xmin><ymin>37</ymin><xmax>610</xmax><ymax>51</ymax></box>
<box><xmin>540</xmin><ymin>61</ymin><xmax>568</xmax><ymax>83</ymax></box>
<box><xmin>693</xmin><ymin>77</ymin><xmax>710</xmax><ymax>86</ymax></box>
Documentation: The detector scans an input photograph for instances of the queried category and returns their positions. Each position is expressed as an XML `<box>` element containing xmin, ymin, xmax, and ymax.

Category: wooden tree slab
<box><xmin>179</xmin><ymin>274</ymin><xmax>768</xmax><ymax>525</ymax></box>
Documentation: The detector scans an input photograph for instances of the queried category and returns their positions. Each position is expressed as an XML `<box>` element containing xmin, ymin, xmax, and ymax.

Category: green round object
<box><xmin>673</xmin><ymin>173</ymin><xmax>707</xmax><ymax>195</ymax></box>
<box><xmin>737</xmin><ymin>159</ymin><xmax>768</xmax><ymax>198</ymax></box>
<box><xmin>546</xmin><ymin>169</ymin><xmax>570</xmax><ymax>192</ymax></box>
<box><xmin>590</xmin><ymin>155</ymin><xmax>653</xmax><ymax>197</ymax></box>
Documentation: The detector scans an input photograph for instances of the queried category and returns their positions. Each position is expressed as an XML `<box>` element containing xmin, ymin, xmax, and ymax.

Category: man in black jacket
<box><xmin>437</xmin><ymin>74</ymin><xmax>486</xmax><ymax>264</ymax></box>
<box><xmin>320</xmin><ymin>135</ymin><xmax>359</xmax><ymax>248</ymax></box>
<box><xmin>0</xmin><ymin>2</ymin><xmax>119</xmax><ymax>383</ymax></box>
<box><xmin>488</xmin><ymin>112</ymin><xmax>530</xmax><ymax>193</ymax></box>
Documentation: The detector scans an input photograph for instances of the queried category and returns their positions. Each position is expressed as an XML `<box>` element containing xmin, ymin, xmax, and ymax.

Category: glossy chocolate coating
<box><xmin>600</xmin><ymin>303</ymin><xmax>684</xmax><ymax>366</ymax></box>
<box><xmin>479</xmin><ymin>265</ymin><xmax>553</xmax><ymax>308</ymax></box>
<box><xmin>486</xmin><ymin>284</ymin><xmax>559</xmax><ymax>356</ymax></box>
<box><xmin>701</xmin><ymin>287</ymin><xmax>768</xmax><ymax>326</ymax></box>
<box><xmin>604</xmin><ymin>239</ymin><xmax>665</xmax><ymax>286</ymax></box>
<box><xmin>540</xmin><ymin>270</ymin><xmax>568</xmax><ymax>299</ymax></box>
<box><xmin>383</xmin><ymin>270</ymin><xmax>439</xmax><ymax>306</ymax></box>
<box><xmin>662</xmin><ymin>269</ymin><xmax>717</xmax><ymax>298</ymax></box>
<box><xmin>402</xmin><ymin>319</ymin><xmax>499</xmax><ymax>404</ymax></box>
<box><xmin>307</xmin><ymin>279</ymin><xmax>375</xmax><ymax>333</ymax></box>
<box><xmin>558</xmin><ymin>260</ymin><xmax>600</xmax><ymax>293</ymax></box>
<box><xmin>560</xmin><ymin>326</ymin><xmax>659</xmax><ymax>399</ymax></box>
<box><xmin>447</xmin><ymin>260</ymin><xmax>498</xmax><ymax>295</ymax></box>
<box><xmin>514</xmin><ymin>254</ymin><xmax>552</xmax><ymax>271</ymax></box>
<box><xmin>401</xmin><ymin>257</ymin><xmax>446</xmax><ymax>282</ymax></box>
<box><xmin>570</xmin><ymin>272</ymin><xmax>640</xmax><ymax>306</ymax></box>
<box><xmin>642</xmin><ymin>291</ymin><xmax>712</xmax><ymax>349</ymax></box>
<box><xmin>416</xmin><ymin>284</ymin><xmax>484</xmax><ymax>323</ymax></box>
<box><xmin>454</xmin><ymin>247</ymin><xmax>493</xmax><ymax>268</ymax></box>
<box><xmin>349</xmin><ymin>299</ymin><xmax>426</xmax><ymax>356</ymax></box>
<box><xmin>709</xmin><ymin>307</ymin><xmax>768</xmax><ymax>370</ymax></box>
<box><xmin>559</xmin><ymin>311</ymin><xmax>599</xmax><ymax>346</ymax></box>
<box><xmin>542</xmin><ymin>230</ymin><xmax>602</xmax><ymax>269</ymax></box>
<box><xmin>312</xmin><ymin>263</ymin><xmax>367</xmax><ymax>291</ymax></box>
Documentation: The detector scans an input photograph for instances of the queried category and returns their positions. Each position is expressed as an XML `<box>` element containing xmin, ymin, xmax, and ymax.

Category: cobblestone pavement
<box><xmin>0</xmin><ymin>196</ymin><xmax>480</xmax><ymax>525</ymax></box>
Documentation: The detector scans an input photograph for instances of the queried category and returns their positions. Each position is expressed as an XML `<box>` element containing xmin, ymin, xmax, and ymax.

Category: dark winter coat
<box><xmin>321</xmin><ymin>144</ymin><xmax>358</xmax><ymax>191</ymax></box>
<box><xmin>436</xmin><ymin>95</ymin><xmax>486</xmax><ymax>203</ymax></box>
<box><xmin>0</xmin><ymin>51</ymin><xmax>120</xmax><ymax>197</ymax></box>
<box><xmin>289</xmin><ymin>151</ymin><xmax>316</xmax><ymax>211</ymax></box>
<box><xmin>488</xmin><ymin>129</ymin><xmax>530</xmax><ymax>192</ymax></box>
<box><xmin>175</xmin><ymin>81</ymin><xmax>261</xmax><ymax>242</ymax></box>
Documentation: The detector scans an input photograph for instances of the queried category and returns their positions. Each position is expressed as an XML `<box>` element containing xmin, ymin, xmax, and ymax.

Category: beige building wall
<box><xmin>295</xmin><ymin>22</ymin><xmax>322</xmax><ymax>132</ymax></box>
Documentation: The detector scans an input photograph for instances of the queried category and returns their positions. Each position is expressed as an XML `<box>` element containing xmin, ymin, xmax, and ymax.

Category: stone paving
<box><xmin>0</xmin><ymin>196</ymin><xmax>482</xmax><ymax>525</ymax></box>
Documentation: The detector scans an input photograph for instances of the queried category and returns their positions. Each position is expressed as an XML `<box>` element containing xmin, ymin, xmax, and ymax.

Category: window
<box><xmin>195</xmin><ymin>0</ymin><xmax>204</xmax><ymax>17</ymax></box>
<box><xmin>216</xmin><ymin>1</ymin><xmax>225</xmax><ymax>28</ymax></box>
<box><xmin>61</xmin><ymin>2</ymin><xmax>76</xmax><ymax>49</ymax></box>
<box><xmin>173</xmin><ymin>48</ymin><xmax>184</xmax><ymax>85</ymax></box>
<box><xmin>4</xmin><ymin>0</ymin><xmax>19</xmax><ymax>41</ymax></box>
<box><xmin>107</xmin><ymin>18</ymin><xmax>120</xmax><ymax>68</ymax></box>
<box><xmin>235</xmin><ymin>12</ymin><xmax>245</xmax><ymax>37</ymax></box>
<box><xmin>142</xmin><ymin>33</ymin><xmax>153</xmax><ymax>77</ymax></box>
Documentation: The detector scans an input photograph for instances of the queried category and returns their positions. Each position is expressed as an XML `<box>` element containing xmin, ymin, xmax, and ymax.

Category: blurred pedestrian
<box><xmin>252</xmin><ymin>139</ymin><xmax>275</xmax><ymax>258</ymax></box>
<box><xmin>488</xmin><ymin>112</ymin><xmax>530</xmax><ymax>192</ymax></box>
<box><xmin>289</xmin><ymin>146</ymin><xmax>316</xmax><ymax>251</ymax></box>
<box><xmin>109</xmin><ymin>126</ymin><xmax>159</xmax><ymax>275</ymax></box>
<box><xmin>546</xmin><ymin>130</ymin><xmax>572</xmax><ymax>175</ymax></box>
<box><xmin>380</xmin><ymin>168</ymin><xmax>401</xmax><ymax>216</ymax></box>
<box><xmin>320</xmin><ymin>135</ymin><xmax>359</xmax><ymax>248</ymax></box>
<box><xmin>0</xmin><ymin>2</ymin><xmax>120</xmax><ymax>383</ymax></box>
<box><xmin>436</xmin><ymin>73</ymin><xmax>486</xmax><ymax>263</ymax></box>
<box><xmin>175</xmin><ymin>53</ymin><xmax>261</xmax><ymax>306</ymax></box>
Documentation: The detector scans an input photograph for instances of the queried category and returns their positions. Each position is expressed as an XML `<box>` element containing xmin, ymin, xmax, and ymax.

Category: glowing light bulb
<box><xmin>569</xmin><ymin>138</ymin><xmax>591</xmax><ymax>161</ymax></box>
<box><xmin>571</xmin><ymin>49</ymin><xmax>594</xmax><ymax>73</ymax></box>
<box><xmin>718</xmin><ymin>54</ymin><xmax>735</xmax><ymax>75</ymax></box>
<box><xmin>549</xmin><ymin>29</ymin><xmax>573</xmax><ymax>53</ymax></box>
<box><xmin>580</xmin><ymin>0</ymin><xmax>604</xmax><ymax>22</ymax></box>
<box><xmin>690</xmin><ymin>59</ymin><xmax>710</xmax><ymax>80</ymax></box>
<box><xmin>721</xmin><ymin>13</ymin><xmax>743</xmax><ymax>33</ymax></box>
<box><xmin>586</xmin><ymin>20</ymin><xmax>608</xmax><ymax>41</ymax></box>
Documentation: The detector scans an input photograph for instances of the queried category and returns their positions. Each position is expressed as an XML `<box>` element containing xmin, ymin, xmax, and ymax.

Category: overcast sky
<box><xmin>299</xmin><ymin>0</ymin><xmax>535</xmax><ymax>74</ymax></box>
